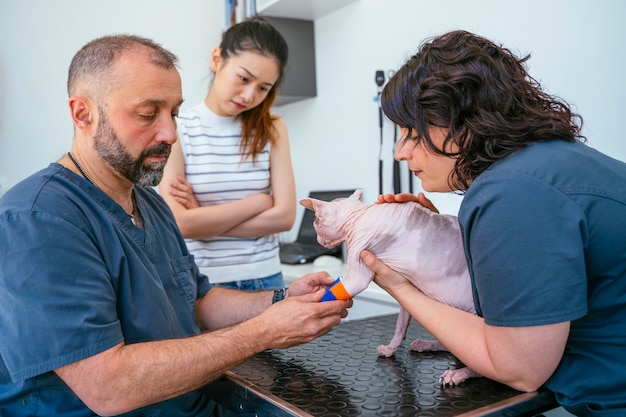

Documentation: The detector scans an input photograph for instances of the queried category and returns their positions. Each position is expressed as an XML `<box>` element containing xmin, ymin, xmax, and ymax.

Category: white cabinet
<box><xmin>262</xmin><ymin>16</ymin><xmax>316</xmax><ymax>106</ymax></box>
<box><xmin>256</xmin><ymin>0</ymin><xmax>358</xmax><ymax>20</ymax></box>
<box><xmin>251</xmin><ymin>0</ymin><xmax>359</xmax><ymax>105</ymax></box>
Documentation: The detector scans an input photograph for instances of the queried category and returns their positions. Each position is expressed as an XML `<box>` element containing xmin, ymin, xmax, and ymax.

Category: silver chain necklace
<box><xmin>67</xmin><ymin>152</ymin><xmax>137</xmax><ymax>226</ymax></box>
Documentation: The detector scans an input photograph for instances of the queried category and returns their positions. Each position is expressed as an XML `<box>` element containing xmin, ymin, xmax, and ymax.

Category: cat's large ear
<box><xmin>299</xmin><ymin>198</ymin><xmax>316</xmax><ymax>210</ymax></box>
<box><xmin>300</xmin><ymin>198</ymin><xmax>327</xmax><ymax>215</ymax></box>
<box><xmin>351</xmin><ymin>189</ymin><xmax>364</xmax><ymax>201</ymax></box>
<box><xmin>300</xmin><ymin>197</ymin><xmax>326</xmax><ymax>214</ymax></box>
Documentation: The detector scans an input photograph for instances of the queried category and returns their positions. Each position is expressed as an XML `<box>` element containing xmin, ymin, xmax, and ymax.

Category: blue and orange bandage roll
<box><xmin>321</xmin><ymin>277</ymin><xmax>352</xmax><ymax>302</ymax></box>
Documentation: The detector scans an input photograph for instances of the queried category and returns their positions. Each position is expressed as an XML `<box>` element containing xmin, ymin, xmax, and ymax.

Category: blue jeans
<box><xmin>209</xmin><ymin>272</ymin><xmax>285</xmax><ymax>291</ymax></box>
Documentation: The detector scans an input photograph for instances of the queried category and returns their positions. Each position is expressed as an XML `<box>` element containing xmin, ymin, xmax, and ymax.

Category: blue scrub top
<box><xmin>459</xmin><ymin>140</ymin><xmax>626</xmax><ymax>416</ymax></box>
<box><xmin>0</xmin><ymin>164</ymin><xmax>212</xmax><ymax>416</ymax></box>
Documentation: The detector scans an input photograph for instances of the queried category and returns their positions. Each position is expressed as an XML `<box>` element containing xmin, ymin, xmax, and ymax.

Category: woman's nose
<box><xmin>240</xmin><ymin>85</ymin><xmax>256</xmax><ymax>103</ymax></box>
<box><xmin>394</xmin><ymin>138</ymin><xmax>410</xmax><ymax>161</ymax></box>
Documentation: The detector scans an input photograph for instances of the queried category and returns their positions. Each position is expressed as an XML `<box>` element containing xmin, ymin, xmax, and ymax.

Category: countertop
<box><xmin>202</xmin><ymin>314</ymin><xmax>557</xmax><ymax>416</ymax></box>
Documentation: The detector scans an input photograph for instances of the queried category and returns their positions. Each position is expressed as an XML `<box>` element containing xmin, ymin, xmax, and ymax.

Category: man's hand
<box><xmin>258</xmin><ymin>289</ymin><xmax>351</xmax><ymax>349</ymax></box>
<box><xmin>253</xmin><ymin>271</ymin><xmax>352</xmax><ymax>349</ymax></box>
<box><xmin>287</xmin><ymin>271</ymin><xmax>337</xmax><ymax>297</ymax></box>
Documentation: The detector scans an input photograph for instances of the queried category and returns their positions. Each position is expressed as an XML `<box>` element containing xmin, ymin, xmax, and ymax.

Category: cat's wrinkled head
<box><xmin>300</xmin><ymin>189</ymin><xmax>363</xmax><ymax>248</ymax></box>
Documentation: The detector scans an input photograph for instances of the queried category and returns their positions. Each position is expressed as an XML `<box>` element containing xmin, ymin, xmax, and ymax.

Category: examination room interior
<box><xmin>2</xmin><ymin>1</ymin><xmax>624</xmax><ymax>416</ymax></box>
<box><xmin>2</xmin><ymin>0</ymin><xmax>625</xmax><ymax>226</ymax></box>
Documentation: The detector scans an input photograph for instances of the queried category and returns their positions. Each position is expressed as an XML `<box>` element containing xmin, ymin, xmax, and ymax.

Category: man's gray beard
<box><xmin>93</xmin><ymin>109</ymin><xmax>170</xmax><ymax>187</ymax></box>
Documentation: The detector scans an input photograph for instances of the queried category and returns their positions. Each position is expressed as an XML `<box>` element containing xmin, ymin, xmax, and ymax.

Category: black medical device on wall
<box><xmin>375</xmin><ymin>69</ymin><xmax>412</xmax><ymax>195</ymax></box>
<box><xmin>392</xmin><ymin>124</ymin><xmax>401</xmax><ymax>193</ymax></box>
<box><xmin>375</xmin><ymin>70</ymin><xmax>385</xmax><ymax>194</ymax></box>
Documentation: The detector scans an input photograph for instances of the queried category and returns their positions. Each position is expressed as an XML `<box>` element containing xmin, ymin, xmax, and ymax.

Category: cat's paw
<box><xmin>376</xmin><ymin>344</ymin><xmax>398</xmax><ymax>357</ymax></box>
<box><xmin>439</xmin><ymin>367</ymin><xmax>480</xmax><ymax>386</ymax></box>
<box><xmin>409</xmin><ymin>338</ymin><xmax>447</xmax><ymax>352</ymax></box>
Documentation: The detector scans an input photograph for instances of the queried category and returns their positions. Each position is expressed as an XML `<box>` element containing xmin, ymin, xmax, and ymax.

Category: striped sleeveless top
<box><xmin>176</xmin><ymin>102</ymin><xmax>280</xmax><ymax>283</ymax></box>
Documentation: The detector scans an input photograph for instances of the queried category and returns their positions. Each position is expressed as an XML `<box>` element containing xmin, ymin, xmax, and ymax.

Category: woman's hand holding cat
<box><xmin>360</xmin><ymin>250</ymin><xmax>417</xmax><ymax>295</ymax></box>
<box><xmin>376</xmin><ymin>192</ymin><xmax>439</xmax><ymax>213</ymax></box>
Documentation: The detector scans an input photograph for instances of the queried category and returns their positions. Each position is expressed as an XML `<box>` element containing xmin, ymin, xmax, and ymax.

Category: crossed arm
<box><xmin>158</xmin><ymin>118</ymin><xmax>296</xmax><ymax>240</ymax></box>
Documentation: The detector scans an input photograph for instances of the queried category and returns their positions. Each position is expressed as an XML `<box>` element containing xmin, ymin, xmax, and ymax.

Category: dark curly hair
<box><xmin>381</xmin><ymin>30</ymin><xmax>584</xmax><ymax>191</ymax></box>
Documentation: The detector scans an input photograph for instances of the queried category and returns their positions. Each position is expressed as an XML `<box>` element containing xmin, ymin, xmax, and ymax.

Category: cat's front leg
<box><xmin>377</xmin><ymin>308</ymin><xmax>411</xmax><ymax>357</ymax></box>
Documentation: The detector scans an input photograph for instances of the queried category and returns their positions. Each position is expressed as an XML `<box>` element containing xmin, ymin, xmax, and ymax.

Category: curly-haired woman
<box><xmin>363</xmin><ymin>30</ymin><xmax>626</xmax><ymax>416</ymax></box>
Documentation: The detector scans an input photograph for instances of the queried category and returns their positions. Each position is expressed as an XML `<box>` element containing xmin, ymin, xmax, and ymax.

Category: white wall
<box><xmin>0</xmin><ymin>0</ymin><xmax>224</xmax><ymax>193</ymax></box>
<box><xmin>2</xmin><ymin>0</ymin><xmax>625</xmax><ymax>242</ymax></box>
<box><xmin>273</xmin><ymin>0</ymin><xmax>626</xmax><ymax>242</ymax></box>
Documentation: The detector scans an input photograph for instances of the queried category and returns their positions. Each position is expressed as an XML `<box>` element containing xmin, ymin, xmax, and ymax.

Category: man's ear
<box><xmin>68</xmin><ymin>96</ymin><xmax>95</xmax><ymax>132</ymax></box>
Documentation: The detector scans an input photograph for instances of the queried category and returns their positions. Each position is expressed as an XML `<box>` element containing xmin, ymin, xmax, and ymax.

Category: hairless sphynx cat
<box><xmin>301</xmin><ymin>189</ymin><xmax>480</xmax><ymax>385</ymax></box>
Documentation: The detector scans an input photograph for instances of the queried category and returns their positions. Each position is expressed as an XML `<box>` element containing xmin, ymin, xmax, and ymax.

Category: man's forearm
<box><xmin>196</xmin><ymin>286</ymin><xmax>273</xmax><ymax>331</ymax></box>
<box><xmin>56</xmin><ymin>317</ymin><xmax>270</xmax><ymax>416</ymax></box>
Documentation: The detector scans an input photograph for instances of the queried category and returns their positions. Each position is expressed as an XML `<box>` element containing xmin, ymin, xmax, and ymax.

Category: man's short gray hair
<box><xmin>67</xmin><ymin>34</ymin><xmax>179</xmax><ymax>99</ymax></box>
